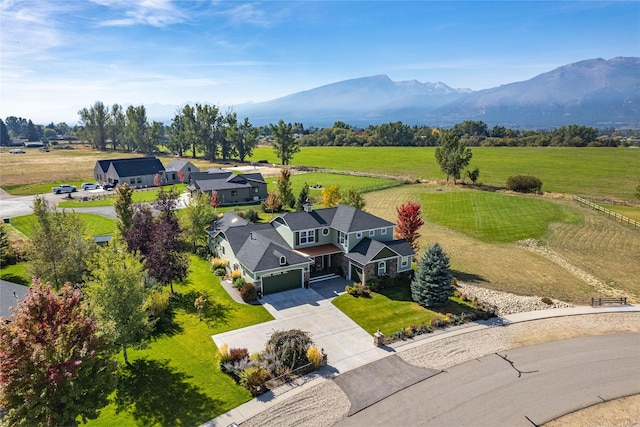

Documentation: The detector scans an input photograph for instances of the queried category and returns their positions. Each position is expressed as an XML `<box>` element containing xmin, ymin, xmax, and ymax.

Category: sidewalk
<box><xmin>204</xmin><ymin>304</ymin><xmax>640</xmax><ymax>427</ymax></box>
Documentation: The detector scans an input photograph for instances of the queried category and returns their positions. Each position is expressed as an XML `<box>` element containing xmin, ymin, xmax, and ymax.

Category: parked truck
<box><xmin>52</xmin><ymin>184</ymin><xmax>77</xmax><ymax>194</ymax></box>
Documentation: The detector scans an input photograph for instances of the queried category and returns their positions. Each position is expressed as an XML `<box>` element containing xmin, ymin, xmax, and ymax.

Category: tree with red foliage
<box><xmin>210</xmin><ymin>190</ymin><xmax>220</xmax><ymax>211</ymax></box>
<box><xmin>395</xmin><ymin>201</ymin><xmax>424</xmax><ymax>252</ymax></box>
<box><xmin>0</xmin><ymin>279</ymin><xmax>117</xmax><ymax>426</ymax></box>
<box><xmin>154</xmin><ymin>173</ymin><xmax>163</xmax><ymax>187</ymax></box>
<box><xmin>177</xmin><ymin>170</ymin><xmax>185</xmax><ymax>183</ymax></box>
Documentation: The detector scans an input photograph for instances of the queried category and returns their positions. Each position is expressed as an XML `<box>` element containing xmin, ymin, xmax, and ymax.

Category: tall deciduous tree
<box><xmin>181</xmin><ymin>191</ymin><xmax>215</xmax><ymax>252</ymax></box>
<box><xmin>1</xmin><ymin>119</ymin><xmax>11</xmax><ymax>146</ymax></box>
<box><xmin>411</xmin><ymin>243</ymin><xmax>453</xmax><ymax>307</ymax></box>
<box><xmin>85</xmin><ymin>242</ymin><xmax>151</xmax><ymax>365</ymax></box>
<box><xmin>167</xmin><ymin>111</ymin><xmax>190</xmax><ymax>157</ymax></box>
<box><xmin>108</xmin><ymin>103</ymin><xmax>125</xmax><ymax>150</ymax></box>
<box><xmin>114</xmin><ymin>183</ymin><xmax>135</xmax><ymax>234</ymax></box>
<box><xmin>343</xmin><ymin>188</ymin><xmax>366</xmax><ymax>210</ymax></box>
<box><xmin>226</xmin><ymin>114</ymin><xmax>259</xmax><ymax>162</ymax></box>
<box><xmin>196</xmin><ymin>104</ymin><xmax>223</xmax><ymax>161</ymax></box>
<box><xmin>29</xmin><ymin>196</ymin><xmax>95</xmax><ymax>289</ymax></box>
<box><xmin>78</xmin><ymin>101</ymin><xmax>109</xmax><ymax>150</ymax></box>
<box><xmin>277</xmin><ymin>167</ymin><xmax>295</xmax><ymax>209</ymax></box>
<box><xmin>435</xmin><ymin>130</ymin><xmax>473</xmax><ymax>183</ymax></box>
<box><xmin>395</xmin><ymin>201</ymin><xmax>424</xmax><ymax>252</ymax></box>
<box><xmin>321</xmin><ymin>184</ymin><xmax>341</xmax><ymax>208</ymax></box>
<box><xmin>125</xmin><ymin>105</ymin><xmax>150</xmax><ymax>153</ymax></box>
<box><xmin>0</xmin><ymin>279</ymin><xmax>117</xmax><ymax>426</ymax></box>
<box><xmin>123</xmin><ymin>204</ymin><xmax>155</xmax><ymax>256</ymax></box>
<box><xmin>270</xmin><ymin>120</ymin><xmax>299</xmax><ymax>165</ymax></box>
<box><xmin>211</xmin><ymin>190</ymin><xmax>220</xmax><ymax>211</ymax></box>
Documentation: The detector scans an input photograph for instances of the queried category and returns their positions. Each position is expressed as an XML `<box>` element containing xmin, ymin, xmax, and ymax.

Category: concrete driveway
<box><xmin>212</xmin><ymin>280</ymin><xmax>392</xmax><ymax>373</ymax></box>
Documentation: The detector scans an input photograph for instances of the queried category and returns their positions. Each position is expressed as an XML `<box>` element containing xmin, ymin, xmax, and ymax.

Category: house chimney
<box><xmin>303</xmin><ymin>198</ymin><xmax>313</xmax><ymax>213</ymax></box>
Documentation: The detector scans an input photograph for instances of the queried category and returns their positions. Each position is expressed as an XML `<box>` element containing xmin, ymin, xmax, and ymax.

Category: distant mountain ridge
<box><xmin>228</xmin><ymin>57</ymin><xmax>640</xmax><ymax>129</ymax></box>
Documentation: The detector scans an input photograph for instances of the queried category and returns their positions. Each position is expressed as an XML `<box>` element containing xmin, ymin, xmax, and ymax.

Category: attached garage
<box><xmin>261</xmin><ymin>269</ymin><xmax>303</xmax><ymax>295</ymax></box>
<box><xmin>350</xmin><ymin>264</ymin><xmax>363</xmax><ymax>282</ymax></box>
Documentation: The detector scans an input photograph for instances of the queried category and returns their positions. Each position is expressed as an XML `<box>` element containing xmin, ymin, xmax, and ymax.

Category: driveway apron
<box><xmin>211</xmin><ymin>285</ymin><xmax>391</xmax><ymax>374</ymax></box>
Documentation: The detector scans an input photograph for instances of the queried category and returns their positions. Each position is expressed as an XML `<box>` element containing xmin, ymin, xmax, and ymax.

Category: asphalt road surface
<box><xmin>337</xmin><ymin>333</ymin><xmax>640</xmax><ymax>427</ymax></box>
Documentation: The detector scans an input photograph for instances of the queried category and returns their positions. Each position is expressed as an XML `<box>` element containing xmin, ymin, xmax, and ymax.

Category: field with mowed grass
<box><xmin>9</xmin><ymin>213</ymin><xmax>116</xmax><ymax>237</ymax></box>
<box><xmin>362</xmin><ymin>184</ymin><xmax>640</xmax><ymax>304</ymax></box>
<box><xmin>249</xmin><ymin>146</ymin><xmax>640</xmax><ymax>201</ymax></box>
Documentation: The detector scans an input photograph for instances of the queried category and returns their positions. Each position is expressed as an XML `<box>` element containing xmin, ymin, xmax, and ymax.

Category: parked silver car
<box><xmin>81</xmin><ymin>182</ymin><xmax>101</xmax><ymax>190</ymax></box>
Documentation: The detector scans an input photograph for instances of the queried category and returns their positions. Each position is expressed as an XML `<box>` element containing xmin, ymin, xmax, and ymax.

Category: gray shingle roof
<box><xmin>101</xmin><ymin>157</ymin><xmax>165</xmax><ymax>178</ymax></box>
<box><xmin>346</xmin><ymin>238</ymin><xmax>415</xmax><ymax>264</ymax></box>
<box><xmin>278</xmin><ymin>204</ymin><xmax>395</xmax><ymax>233</ymax></box>
<box><xmin>191</xmin><ymin>171</ymin><xmax>266</xmax><ymax>192</ymax></box>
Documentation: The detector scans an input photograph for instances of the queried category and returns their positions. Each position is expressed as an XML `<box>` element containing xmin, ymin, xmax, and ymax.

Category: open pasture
<box><xmin>363</xmin><ymin>184</ymin><xmax>639</xmax><ymax>304</ymax></box>
<box><xmin>249</xmin><ymin>146</ymin><xmax>640</xmax><ymax>201</ymax></box>
<box><xmin>266</xmin><ymin>172</ymin><xmax>403</xmax><ymax>196</ymax></box>
<box><xmin>420</xmin><ymin>189</ymin><xmax>580</xmax><ymax>242</ymax></box>
<box><xmin>9</xmin><ymin>213</ymin><xmax>116</xmax><ymax>238</ymax></box>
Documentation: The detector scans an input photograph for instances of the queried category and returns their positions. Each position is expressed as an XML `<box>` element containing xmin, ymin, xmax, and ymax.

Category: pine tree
<box><xmin>411</xmin><ymin>243</ymin><xmax>453</xmax><ymax>307</ymax></box>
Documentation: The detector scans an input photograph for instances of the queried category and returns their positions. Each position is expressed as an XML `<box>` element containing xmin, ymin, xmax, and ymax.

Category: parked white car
<box><xmin>9</xmin><ymin>149</ymin><xmax>25</xmax><ymax>154</ymax></box>
<box><xmin>81</xmin><ymin>182</ymin><xmax>101</xmax><ymax>190</ymax></box>
<box><xmin>52</xmin><ymin>184</ymin><xmax>77</xmax><ymax>194</ymax></box>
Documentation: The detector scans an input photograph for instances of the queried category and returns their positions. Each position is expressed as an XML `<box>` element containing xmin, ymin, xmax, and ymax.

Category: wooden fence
<box><xmin>573</xmin><ymin>196</ymin><xmax>640</xmax><ymax>229</ymax></box>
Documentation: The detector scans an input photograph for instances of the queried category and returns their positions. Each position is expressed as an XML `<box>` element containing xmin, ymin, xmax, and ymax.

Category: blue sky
<box><xmin>1</xmin><ymin>0</ymin><xmax>638</xmax><ymax>124</ymax></box>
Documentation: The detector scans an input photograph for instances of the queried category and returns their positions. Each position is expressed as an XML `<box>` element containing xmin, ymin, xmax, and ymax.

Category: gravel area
<box><xmin>455</xmin><ymin>282</ymin><xmax>573</xmax><ymax>316</ymax></box>
<box><xmin>240</xmin><ymin>285</ymin><xmax>639</xmax><ymax>427</ymax></box>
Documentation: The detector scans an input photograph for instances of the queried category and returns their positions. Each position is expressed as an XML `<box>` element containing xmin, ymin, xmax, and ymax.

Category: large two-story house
<box><xmin>207</xmin><ymin>204</ymin><xmax>415</xmax><ymax>295</ymax></box>
<box><xmin>188</xmin><ymin>169</ymin><xmax>268</xmax><ymax>205</ymax></box>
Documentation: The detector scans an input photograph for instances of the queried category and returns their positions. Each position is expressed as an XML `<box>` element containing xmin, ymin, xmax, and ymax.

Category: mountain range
<box><xmin>146</xmin><ymin>57</ymin><xmax>640</xmax><ymax>129</ymax></box>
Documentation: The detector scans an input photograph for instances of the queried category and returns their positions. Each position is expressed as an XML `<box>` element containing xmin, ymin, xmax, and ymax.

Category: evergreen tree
<box><xmin>295</xmin><ymin>183</ymin><xmax>310</xmax><ymax>211</ymax></box>
<box><xmin>277</xmin><ymin>167</ymin><xmax>295</xmax><ymax>209</ymax></box>
<box><xmin>0</xmin><ymin>119</ymin><xmax>10</xmax><ymax>146</ymax></box>
<box><xmin>410</xmin><ymin>243</ymin><xmax>453</xmax><ymax>307</ymax></box>
<box><xmin>113</xmin><ymin>183</ymin><xmax>135</xmax><ymax>234</ymax></box>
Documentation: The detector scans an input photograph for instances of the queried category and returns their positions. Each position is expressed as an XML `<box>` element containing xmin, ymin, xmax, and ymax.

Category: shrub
<box><xmin>245</xmin><ymin>209</ymin><xmax>260</xmax><ymax>223</ymax></box>
<box><xmin>143</xmin><ymin>289</ymin><xmax>170</xmax><ymax>326</ymax></box>
<box><xmin>240</xmin><ymin>283</ymin><xmax>258</xmax><ymax>302</ymax></box>
<box><xmin>195</xmin><ymin>246</ymin><xmax>210</xmax><ymax>259</ymax></box>
<box><xmin>211</xmin><ymin>257</ymin><xmax>229</xmax><ymax>270</ymax></box>
<box><xmin>233</xmin><ymin>276</ymin><xmax>246</xmax><ymax>290</ymax></box>
<box><xmin>213</xmin><ymin>268</ymin><xmax>226</xmax><ymax>277</ymax></box>
<box><xmin>230</xmin><ymin>270</ymin><xmax>242</xmax><ymax>280</ymax></box>
<box><xmin>240</xmin><ymin>367</ymin><xmax>270</xmax><ymax>396</ymax></box>
<box><xmin>229</xmin><ymin>348</ymin><xmax>249</xmax><ymax>363</ymax></box>
<box><xmin>541</xmin><ymin>297</ymin><xmax>553</xmax><ymax>305</ymax></box>
<box><xmin>218</xmin><ymin>343</ymin><xmax>230</xmax><ymax>364</ymax></box>
<box><xmin>306</xmin><ymin>346</ymin><xmax>324</xmax><ymax>369</ymax></box>
<box><xmin>506</xmin><ymin>175</ymin><xmax>543</xmax><ymax>193</ymax></box>
<box><xmin>366</xmin><ymin>278</ymin><xmax>380</xmax><ymax>292</ymax></box>
<box><xmin>345</xmin><ymin>282</ymin><xmax>371</xmax><ymax>298</ymax></box>
<box><xmin>266</xmin><ymin>329</ymin><xmax>314</xmax><ymax>370</ymax></box>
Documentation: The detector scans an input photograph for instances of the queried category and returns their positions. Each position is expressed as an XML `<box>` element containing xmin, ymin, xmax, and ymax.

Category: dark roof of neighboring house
<box><xmin>345</xmin><ymin>238</ymin><xmax>415</xmax><ymax>264</ymax></box>
<box><xmin>98</xmin><ymin>157</ymin><xmax>165</xmax><ymax>178</ymax></box>
<box><xmin>206</xmin><ymin>212</ymin><xmax>250</xmax><ymax>236</ymax></box>
<box><xmin>221</xmin><ymin>220</ymin><xmax>311</xmax><ymax>272</ymax></box>
<box><xmin>167</xmin><ymin>159</ymin><xmax>198</xmax><ymax>171</ymax></box>
<box><xmin>277</xmin><ymin>204</ymin><xmax>395</xmax><ymax>233</ymax></box>
<box><xmin>189</xmin><ymin>171</ymin><xmax>266</xmax><ymax>193</ymax></box>
<box><xmin>0</xmin><ymin>280</ymin><xmax>29</xmax><ymax>320</ymax></box>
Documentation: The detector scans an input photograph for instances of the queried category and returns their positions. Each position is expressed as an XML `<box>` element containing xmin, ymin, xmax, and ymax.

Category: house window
<box><xmin>339</xmin><ymin>231</ymin><xmax>346</xmax><ymax>245</ymax></box>
<box><xmin>381</xmin><ymin>228</ymin><xmax>387</xmax><ymax>235</ymax></box>
<box><xmin>280</xmin><ymin>256</ymin><xmax>286</xmax><ymax>265</ymax></box>
<box><xmin>252</xmin><ymin>187</ymin><xmax>259</xmax><ymax>194</ymax></box>
<box><xmin>299</xmin><ymin>230</ymin><xmax>316</xmax><ymax>245</ymax></box>
<box><xmin>172</xmin><ymin>173</ymin><xmax>176</xmax><ymax>180</ymax></box>
<box><xmin>130</xmin><ymin>178</ymin><xmax>135</xmax><ymax>184</ymax></box>
<box><xmin>378</xmin><ymin>261</ymin><xmax>386</xmax><ymax>275</ymax></box>
<box><xmin>369</xmin><ymin>230</ymin><xmax>375</xmax><ymax>237</ymax></box>
<box><xmin>137</xmin><ymin>177</ymin><xmax>142</xmax><ymax>183</ymax></box>
<box><xmin>322</xmin><ymin>228</ymin><xmax>329</xmax><ymax>236</ymax></box>
<box><xmin>356</xmin><ymin>231</ymin><xmax>362</xmax><ymax>239</ymax></box>
<box><xmin>401</xmin><ymin>257</ymin><xmax>409</xmax><ymax>268</ymax></box>
<box><xmin>187</xmin><ymin>167</ymin><xmax>191</xmax><ymax>172</ymax></box>
<box><xmin>231</xmin><ymin>190</ymin><xmax>238</xmax><ymax>196</ymax></box>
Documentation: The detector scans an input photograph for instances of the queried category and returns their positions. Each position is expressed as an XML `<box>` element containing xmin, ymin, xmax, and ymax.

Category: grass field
<box><xmin>362</xmin><ymin>184</ymin><xmax>639</xmax><ymax>304</ymax></box>
<box><xmin>57</xmin><ymin>184</ymin><xmax>188</xmax><ymax>208</ymax></box>
<box><xmin>10</xmin><ymin>213</ymin><xmax>116</xmax><ymax>238</ymax></box>
<box><xmin>420</xmin><ymin>188</ymin><xmax>580</xmax><ymax>242</ymax></box>
<box><xmin>600</xmin><ymin>203</ymin><xmax>640</xmax><ymax>222</ymax></box>
<box><xmin>84</xmin><ymin>255</ymin><xmax>273</xmax><ymax>426</ymax></box>
<box><xmin>248</xmin><ymin>146</ymin><xmax>640</xmax><ymax>201</ymax></box>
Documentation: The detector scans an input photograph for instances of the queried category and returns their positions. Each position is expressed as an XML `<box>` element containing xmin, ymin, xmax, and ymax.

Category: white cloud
<box><xmin>91</xmin><ymin>0</ymin><xmax>189</xmax><ymax>27</ymax></box>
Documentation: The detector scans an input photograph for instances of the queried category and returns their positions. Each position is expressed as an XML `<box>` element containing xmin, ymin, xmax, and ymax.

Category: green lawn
<box><xmin>248</xmin><ymin>146</ymin><xmax>640</xmax><ymax>201</ymax></box>
<box><xmin>10</xmin><ymin>213</ymin><xmax>116</xmax><ymax>238</ymax></box>
<box><xmin>332</xmin><ymin>286</ymin><xmax>480</xmax><ymax>336</ymax></box>
<box><xmin>600</xmin><ymin>203</ymin><xmax>640</xmax><ymax>222</ymax></box>
<box><xmin>419</xmin><ymin>189</ymin><xmax>581</xmax><ymax>242</ymax></box>
<box><xmin>85</xmin><ymin>255</ymin><xmax>273</xmax><ymax>426</ymax></box>
<box><xmin>0</xmin><ymin>262</ymin><xmax>30</xmax><ymax>285</ymax></box>
<box><xmin>266</xmin><ymin>172</ymin><xmax>404</xmax><ymax>196</ymax></box>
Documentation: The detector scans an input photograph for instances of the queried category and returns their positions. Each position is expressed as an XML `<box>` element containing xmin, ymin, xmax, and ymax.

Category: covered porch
<box><xmin>295</xmin><ymin>243</ymin><xmax>344</xmax><ymax>277</ymax></box>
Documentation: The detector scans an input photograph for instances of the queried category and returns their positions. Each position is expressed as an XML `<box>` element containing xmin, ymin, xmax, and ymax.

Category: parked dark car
<box><xmin>101</xmin><ymin>182</ymin><xmax>116</xmax><ymax>190</ymax></box>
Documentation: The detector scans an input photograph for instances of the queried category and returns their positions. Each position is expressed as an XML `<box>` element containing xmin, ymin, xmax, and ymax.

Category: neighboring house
<box><xmin>165</xmin><ymin>159</ymin><xmax>199</xmax><ymax>183</ymax></box>
<box><xmin>93</xmin><ymin>157</ymin><xmax>166</xmax><ymax>188</ymax></box>
<box><xmin>188</xmin><ymin>169</ymin><xmax>268</xmax><ymax>205</ymax></box>
<box><xmin>207</xmin><ymin>204</ymin><xmax>415</xmax><ymax>295</ymax></box>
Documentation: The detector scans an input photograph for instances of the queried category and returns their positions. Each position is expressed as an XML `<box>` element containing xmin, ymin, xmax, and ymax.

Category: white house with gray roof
<box><xmin>188</xmin><ymin>169</ymin><xmax>268</xmax><ymax>205</ymax></box>
<box><xmin>207</xmin><ymin>204</ymin><xmax>414</xmax><ymax>295</ymax></box>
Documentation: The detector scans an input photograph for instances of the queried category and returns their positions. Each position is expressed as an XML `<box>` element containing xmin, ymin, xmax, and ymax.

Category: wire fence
<box><xmin>573</xmin><ymin>196</ymin><xmax>640</xmax><ymax>229</ymax></box>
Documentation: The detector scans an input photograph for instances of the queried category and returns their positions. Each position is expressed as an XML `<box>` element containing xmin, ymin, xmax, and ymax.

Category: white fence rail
<box><xmin>574</xmin><ymin>196</ymin><xmax>640</xmax><ymax>229</ymax></box>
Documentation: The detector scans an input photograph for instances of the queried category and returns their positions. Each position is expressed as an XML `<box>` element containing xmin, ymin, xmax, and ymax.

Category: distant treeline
<box><xmin>297</xmin><ymin>120</ymin><xmax>636</xmax><ymax>148</ymax></box>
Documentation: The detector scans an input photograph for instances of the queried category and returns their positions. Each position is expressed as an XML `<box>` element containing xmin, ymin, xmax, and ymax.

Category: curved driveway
<box><xmin>337</xmin><ymin>333</ymin><xmax>640</xmax><ymax>427</ymax></box>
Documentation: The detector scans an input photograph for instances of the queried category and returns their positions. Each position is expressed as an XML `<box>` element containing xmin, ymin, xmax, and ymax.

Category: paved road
<box><xmin>337</xmin><ymin>333</ymin><xmax>640</xmax><ymax>427</ymax></box>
